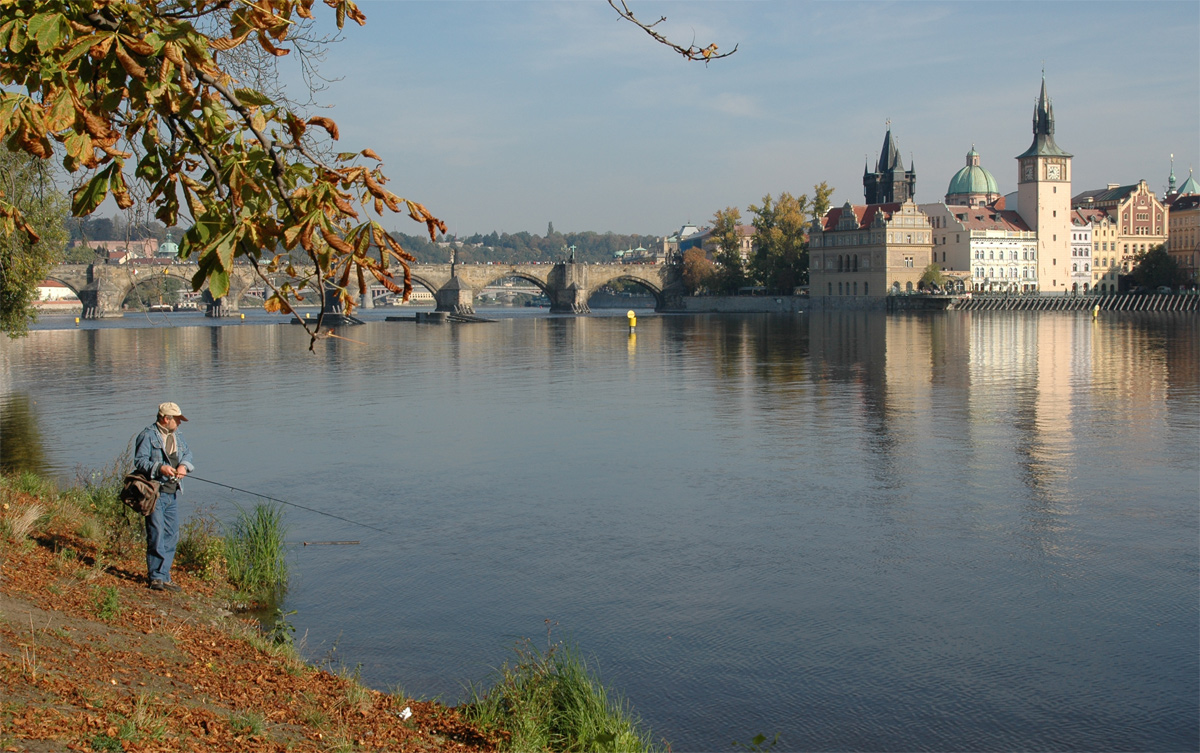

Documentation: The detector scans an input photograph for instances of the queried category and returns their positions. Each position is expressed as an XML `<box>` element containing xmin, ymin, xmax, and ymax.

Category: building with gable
<box><xmin>1071</xmin><ymin>180</ymin><xmax>1168</xmax><ymax>278</ymax></box>
<box><xmin>809</xmin><ymin>199</ymin><xmax>934</xmax><ymax>299</ymax></box>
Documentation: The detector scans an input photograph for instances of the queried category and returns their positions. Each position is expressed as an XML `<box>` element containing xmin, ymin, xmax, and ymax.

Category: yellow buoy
<box><xmin>626</xmin><ymin>310</ymin><xmax>636</xmax><ymax>330</ymax></box>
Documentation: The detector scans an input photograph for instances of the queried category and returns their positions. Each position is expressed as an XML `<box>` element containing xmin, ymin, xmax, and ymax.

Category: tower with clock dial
<box><xmin>1016</xmin><ymin>75</ymin><xmax>1073</xmax><ymax>293</ymax></box>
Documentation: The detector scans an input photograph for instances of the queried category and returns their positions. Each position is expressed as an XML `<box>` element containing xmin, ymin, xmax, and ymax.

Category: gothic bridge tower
<box><xmin>864</xmin><ymin>123</ymin><xmax>917</xmax><ymax>204</ymax></box>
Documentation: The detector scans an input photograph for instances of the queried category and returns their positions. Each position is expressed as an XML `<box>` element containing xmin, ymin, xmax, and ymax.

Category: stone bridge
<box><xmin>46</xmin><ymin>261</ymin><xmax>685</xmax><ymax>318</ymax></box>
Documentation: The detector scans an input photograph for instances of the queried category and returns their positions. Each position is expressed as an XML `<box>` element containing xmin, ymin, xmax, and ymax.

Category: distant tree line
<box><xmin>453</xmin><ymin>228</ymin><xmax>662</xmax><ymax>265</ymax></box>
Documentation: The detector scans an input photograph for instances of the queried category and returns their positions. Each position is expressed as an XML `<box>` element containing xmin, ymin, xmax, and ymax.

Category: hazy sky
<box><xmin>287</xmin><ymin>0</ymin><xmax>1198</xmax><ymax>237</ymax></box>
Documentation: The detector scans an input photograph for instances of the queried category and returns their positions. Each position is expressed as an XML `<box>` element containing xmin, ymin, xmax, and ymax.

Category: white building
<box><xmin>1069</xmin><ymin>216</ymin><xmax>1093</xmax><ymax>293</ymax></box>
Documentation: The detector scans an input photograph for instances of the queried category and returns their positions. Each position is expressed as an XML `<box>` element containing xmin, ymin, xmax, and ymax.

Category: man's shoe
<box><xmin>149</xmin><ymin>580</ymin><xmax>182</xmax><ymax>592</ymax></box>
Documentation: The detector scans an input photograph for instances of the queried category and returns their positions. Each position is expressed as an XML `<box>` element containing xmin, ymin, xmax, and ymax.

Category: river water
<box><xmin>2</xmin><ymin>308</ymin><xmax>1197</xmax><ymax>751</ymax></box>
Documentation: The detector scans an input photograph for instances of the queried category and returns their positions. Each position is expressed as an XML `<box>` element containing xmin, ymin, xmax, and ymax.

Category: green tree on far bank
<box><xmin>749</xmin><ymin>192</ymin><xmax>810</xmax><ymax>293</ymax></box>
<box><xmin>681</xmin><ymin>247</ymin><xmax>715</xmax><ymax>294</ymax></box>
<box><xmin>710</xmin><ymin>206</ymin><xmax>746</xmax><ymax>294</ymax></box>
<box><xmin>919</xmin><ymin>263</ymin><xmax>945</xmax><ymax>289</ymax></box>
<box><xmin>811</xmin><ymin>181</ymin><xmax>834</xmax><ymax>227</ymax></box>
<box><xmin>1128</xmin><ymin>244</ymin><xmax>1185</xmax><ymax>290</ymax></box>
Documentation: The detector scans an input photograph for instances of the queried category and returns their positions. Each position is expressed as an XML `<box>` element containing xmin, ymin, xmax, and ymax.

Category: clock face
<box><xmin>1047</xmin><ymin>164</ymin><xmax>1062</xmax><ymax>180</ymax></box>
<box><xmin>1023</xmin><ymin>162</ymin><xmax>1034</xmax><ymax>181</ymax></box>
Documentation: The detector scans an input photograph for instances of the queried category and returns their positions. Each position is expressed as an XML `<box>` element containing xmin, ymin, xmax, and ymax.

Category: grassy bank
<box><xmin>0</xmin><ymin>470</ymin><xmax>659</xmax><ymax>752</ymax></box>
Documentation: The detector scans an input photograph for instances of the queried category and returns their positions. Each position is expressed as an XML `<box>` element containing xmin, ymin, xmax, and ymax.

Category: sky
<box><xmin>279</xmin><ymin>1</ymin><xmax>1199</xmax><ymax>238</ymax></box>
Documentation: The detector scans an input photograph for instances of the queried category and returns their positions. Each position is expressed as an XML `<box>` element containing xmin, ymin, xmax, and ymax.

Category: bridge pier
<box><xmin>435</xmin><ymin>276</ymin><xmax>475</xmax><ymax>314</ymax></box>
<box><xmin>76</xmin><ymin>284</ymin><xmax>123</xmax><ymax>318</ymax></box>
<box><xmin>550</xmin><ymin>282</ymin><xmax>590</xmax><ymax>314</ymax></box>
<box><xmin>201</xmin><ymin>289</ymin><xmax>239</xmax><ymax>317</ymax></box>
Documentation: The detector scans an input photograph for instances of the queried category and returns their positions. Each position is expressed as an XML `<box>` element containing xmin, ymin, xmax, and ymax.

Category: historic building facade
<box><xmin>921</xmin><ymin>147</ymin><xmax>1037</xmax><ymax>292</ymax></box>
<box><xmin>1069</xmin><ymin>216</ymin><xmax>1093</xmax><ymax>293</ymax></box>
<box><xmin>1071</xmin><ymin>180</ymin><xmax>1168</xmax><ymax>277</ymax></box>
<box><xmin>809</xmin><ymin>199</ymin><xmax>934</xmax><ymax>298</ymax></box>
<box><xmin>1165</xmin><ymin>169</ymin><xmax>1199</xmax><ymax>284</ymax></box>
<box><xmin>1014</xmin><ymin>76</ymin><xmax>1073</xmax><ymax>293</ymax></box>
<box><xmin>1071</xmin><ymin>209</ymin><xmax>1121</xmax><ymax>292</ymax></box>
<box><xmin>922</xmin><ymin>203</ymin><xmax>1037</xmax><ymax>292</ymax></box>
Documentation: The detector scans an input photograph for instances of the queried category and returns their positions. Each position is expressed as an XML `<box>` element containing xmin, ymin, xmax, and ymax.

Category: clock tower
<box><xmin>1016</xmin><ymin>75</ymin><xmax>1072</xmax><ymax>293</ymax></box>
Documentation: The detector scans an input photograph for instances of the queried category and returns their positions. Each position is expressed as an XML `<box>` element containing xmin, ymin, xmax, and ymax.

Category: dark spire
<box><xmin>1018</xmin><ymin>73</ymin><xmax>1071</xmax><ymax>159</ymax></box>
<box><xmin>877</xmin><ymin>123</ymin><xmax>902</xmax><ymax>172</ymax></box>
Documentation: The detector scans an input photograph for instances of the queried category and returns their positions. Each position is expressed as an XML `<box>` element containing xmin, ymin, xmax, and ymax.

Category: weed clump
<box><xmin>465</xmin><ymin>629</ymin><xmax>659</xmax><ymax>752</ymax></box>
<box><xmin>224</xmin><ymin>502</ymin><xmax>288</xmax><ymax>604</ymax></box>
<box><xmin>177</xmin><ymin>504</ymin><xmax>226</xmax><ymax>580</ymax></box>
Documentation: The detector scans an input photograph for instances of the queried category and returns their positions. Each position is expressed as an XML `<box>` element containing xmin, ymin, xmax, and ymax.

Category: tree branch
<box><xmin>608</xmin><ymin>0</ymin><xmax>737</xmax><ymax>64</ymax></box>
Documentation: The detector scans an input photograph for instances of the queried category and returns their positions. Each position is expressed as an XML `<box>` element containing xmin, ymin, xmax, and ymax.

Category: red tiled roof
<box><xmin>821</xmin><ymin>203</ymin><xmax>901</xmax><ymax>231</ymax></box>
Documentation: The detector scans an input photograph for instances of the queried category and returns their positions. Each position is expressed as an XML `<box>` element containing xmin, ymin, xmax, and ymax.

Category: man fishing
<box><xmin>133</xmin><ymin>402</ymin><xmax>195</xmax><ymax>592</ymax></box>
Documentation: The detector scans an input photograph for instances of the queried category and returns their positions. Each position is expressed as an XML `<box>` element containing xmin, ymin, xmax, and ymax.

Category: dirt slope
<box><xmin>0</xmin><ymin>523</ymin><xmax>500</xmax><ymax>752</ymax></box>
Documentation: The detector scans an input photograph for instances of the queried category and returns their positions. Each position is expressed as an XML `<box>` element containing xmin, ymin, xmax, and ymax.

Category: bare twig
<box><xmin>608</xmin><ymin>0</ymin><xmax>737</xmax><ymax>64</ymax></box>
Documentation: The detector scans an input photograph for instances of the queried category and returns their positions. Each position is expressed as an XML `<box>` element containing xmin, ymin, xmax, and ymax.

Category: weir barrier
<box><xmin>951</xmin><ymin>293</ymin><xmax>1199</xmax><ymax>313</ymax></box>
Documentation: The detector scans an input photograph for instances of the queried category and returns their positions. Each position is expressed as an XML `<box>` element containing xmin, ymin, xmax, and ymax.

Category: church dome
<box><xmin>946</xmin><ymin>146</ymin><xmax>1000</xmax><ymax>205</ymax></box>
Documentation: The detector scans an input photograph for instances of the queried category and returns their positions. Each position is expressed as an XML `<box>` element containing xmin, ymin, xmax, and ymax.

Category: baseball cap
<box><xmin>158</xmin><ymin>402</ymin><xmax>188</xmax><ymax>422</ymax></box>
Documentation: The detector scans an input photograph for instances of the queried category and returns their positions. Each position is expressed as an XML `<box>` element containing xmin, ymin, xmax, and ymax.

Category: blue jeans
<box><xmin>145</xmin><ymin>491</ymin><xmax>179</xmax><ymax>583</ymax></box>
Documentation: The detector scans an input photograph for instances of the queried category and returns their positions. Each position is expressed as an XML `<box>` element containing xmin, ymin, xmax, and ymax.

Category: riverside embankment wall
<box><xmin>663</xmin><ymin>293</ymin><xmax>1198</xmax><ymax>314</ymax></box>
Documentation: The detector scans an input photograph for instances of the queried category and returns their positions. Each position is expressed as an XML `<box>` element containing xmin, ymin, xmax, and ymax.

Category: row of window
<box><xmin>829</xmin><ymin>281</ymin><xmax>870</xmax><ymax>295</ymax></box>
<box><xmin>972</xmin><ymin>267</ymin><xmax>1036</xmax><ymax>279</ymax></box>
<box><xmin>974</xmin><ymin>249</ymin><xmax>1035</xmax><ymax>261</ymax></box>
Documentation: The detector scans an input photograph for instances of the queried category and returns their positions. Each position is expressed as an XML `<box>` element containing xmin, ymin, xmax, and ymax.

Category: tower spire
<box><xmin>1018</xmin><ymin>72</ymin><xmax>1070</xmax><ymax>159</ymax></box>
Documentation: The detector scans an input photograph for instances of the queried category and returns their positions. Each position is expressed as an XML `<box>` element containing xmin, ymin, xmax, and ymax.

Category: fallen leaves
<box><xmin>0</xmin><ymin>526</ymin><xmax>499</xmax><ymax>751</ymax></box>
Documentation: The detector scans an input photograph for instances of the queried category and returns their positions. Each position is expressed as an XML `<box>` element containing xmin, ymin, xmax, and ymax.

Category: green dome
<box><xmin>1178</xmin><ymin>169</ymin><xmax>1200</xmax><ymax>196</ymax></box>
<box><xmin>947</xmin><ymin>149</ymin><xmax>999</xmax><ymax>198</ymax></box>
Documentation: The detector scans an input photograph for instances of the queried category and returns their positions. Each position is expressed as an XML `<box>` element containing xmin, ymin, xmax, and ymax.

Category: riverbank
<box><xmin>0</xmin><ymin>473</ymin><xmax>657</xmax><ymax>752</ymax></box>
<box><xmin>0</xmin><ymin>482</ymin><xmax>499</xmax><ymax>752</ymax></box>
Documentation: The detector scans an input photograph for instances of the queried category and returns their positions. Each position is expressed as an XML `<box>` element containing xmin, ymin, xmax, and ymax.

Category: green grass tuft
<box><xmin>465</xmin><ymin>636</ymin><xmax>660</xmax><ymax>752</ymax></box>
<box><xmin>224</xmin><ymin>503</ymin><xmax>288</xmax><ymax>604</ymax></box>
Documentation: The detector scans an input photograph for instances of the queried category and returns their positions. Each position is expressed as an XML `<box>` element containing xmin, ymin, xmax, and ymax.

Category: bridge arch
<box><xmin>588</xmin><ymin>274</ymin><xmax>664</xmax><ymax>308</ymax></box>
<box><xmin>40</xmin><ymin>274</ymin><xmax>84</xmax><ymax>300</ymax></box>
<box><xmin>475</xmin><ymin>272</ymin><xmax>552</xmax><ymax>297</ymax></box>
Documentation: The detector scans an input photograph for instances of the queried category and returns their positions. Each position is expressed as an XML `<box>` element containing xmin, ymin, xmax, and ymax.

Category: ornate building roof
<box><xmin>946</xmin><ymin>146</ymin><xmax>1000</xmax><ymax>205</ymax></box>
<box><xmin>1016</xmin><ymin>75</ymin><xmax>1072</xmax><ymax>159</ymax></box>
<box><xmin>1178</xmin><ymin>169</ymin><xmax>1200</xmax><ymax>196</ymax></box>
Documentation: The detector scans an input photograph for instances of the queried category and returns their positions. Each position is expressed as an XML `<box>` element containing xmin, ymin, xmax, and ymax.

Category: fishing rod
<box><xmin>188</xmin><ymin>475</ymin><xmax>393</xmax><ymax>536</ymax></box>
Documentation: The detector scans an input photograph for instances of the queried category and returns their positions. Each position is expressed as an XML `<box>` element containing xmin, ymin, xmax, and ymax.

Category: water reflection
<box><xmin>0</xmin><ymin>392</ymin><xmax>46</xmax><ymax>474</ymax></box>
<box><xmin>1</xmin><ymin>310</ymin><xmax>1196</xmax><ymax>752</ymax></box>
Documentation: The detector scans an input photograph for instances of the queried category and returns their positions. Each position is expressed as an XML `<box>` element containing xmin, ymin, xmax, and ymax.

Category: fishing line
<box><xmin>188</xmin><ymin>475</ymin><xmax>393</xmax><ymax>536</ymax></box>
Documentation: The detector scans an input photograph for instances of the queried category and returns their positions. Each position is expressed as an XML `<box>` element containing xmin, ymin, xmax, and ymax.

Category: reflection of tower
<box><xmin>1015</xmin><ymin>74</ymin><xmax>1072</xmax><ymax>293</ymax></box>
<box><xmin>864</xmin><ymin>122</ymin><xmax>916</xmax><ymax>204</ymax></box>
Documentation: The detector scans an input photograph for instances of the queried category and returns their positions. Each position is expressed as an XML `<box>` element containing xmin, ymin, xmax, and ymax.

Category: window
<box><xmin>828</xmin><ymin>282</ymin><xmax>832</xmax><ymax>296</ymax></box>
<box><xmin>853</xmin><ymin>282</ymin><xmax>858</xmax><ymax>295</ymax></box>
<box><xmin>864</xmin><ymin>282</ymin><xmax>869</xmax><ymax>295</ymax></box>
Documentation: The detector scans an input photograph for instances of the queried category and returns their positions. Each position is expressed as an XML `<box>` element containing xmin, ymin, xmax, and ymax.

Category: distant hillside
<box><xmin>425</xmin><ymin>230</ymin><xmax>663</xmax><ymax>265</ymax></box>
